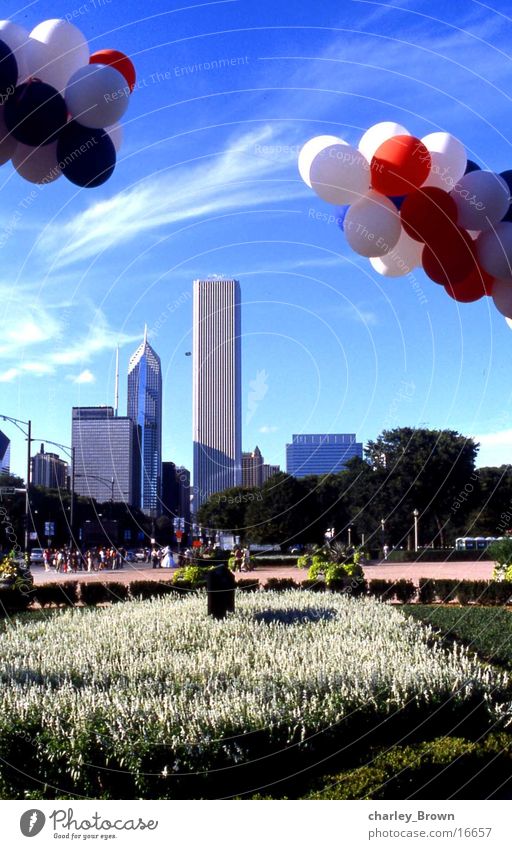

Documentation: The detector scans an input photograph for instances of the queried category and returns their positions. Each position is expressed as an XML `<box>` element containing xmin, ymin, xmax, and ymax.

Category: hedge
<box><xmin>304</xmin><ymin>733</ymin><xmax>512</xmax><ymax>800</ymax></box>
<box><xmin>33</xmin><ymin>582</ymin><xmax>79</xmax><ymax>608</ymax></box>
<box><xmin>388</xmin><ymin>549</ymin><xmax>492</xmax><ymax>563</ymax></box>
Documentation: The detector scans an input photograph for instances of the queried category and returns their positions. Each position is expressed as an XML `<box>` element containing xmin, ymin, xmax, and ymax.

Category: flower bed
<box><xmin>0</xmin><ymin>591</ymin><xmax>509</xmax><ymax>798</ymax></box>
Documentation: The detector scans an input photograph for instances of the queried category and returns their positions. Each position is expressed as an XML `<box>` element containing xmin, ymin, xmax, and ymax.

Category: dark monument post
<box><xmin>206</xmin><ymin>563</ymin><xmax>236</xmax><ymax>619</ymax></box>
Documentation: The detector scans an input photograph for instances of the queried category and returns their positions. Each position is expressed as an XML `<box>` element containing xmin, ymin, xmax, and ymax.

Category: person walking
<box><xmin>151</xmin><ymin>546</ymin><xmax>160</xmax><ymax>569</ymax></box>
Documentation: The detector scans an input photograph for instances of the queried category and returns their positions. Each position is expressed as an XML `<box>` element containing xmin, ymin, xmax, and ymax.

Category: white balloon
<box><xmin>476</xmin><ymin>222</ymin><xmax>512</xmax><ymax>280</ymax></box>
<box><xmin>492</xmin><ymin>278</ymin><xmax>512</xmax><ymax>319</ymax></box>
<box><xmin>0</xmin><ymin>20</ymin><xmax>30</xmax><ymax>83</ymax></box>
<box><xmin>358</xmin><ymin>121</ymin><xmax>410</xmax><ymax>162</ymax></box>
<box><xmin>310</xmin><ymin>143</ymin><xmax>370</xmax><ymax>205</ymax></box>
<box><xmin>65</xmin><ymin>64</ymin><xmax>129</xmax><ymax>129</ymax></box>
<box><xmin>451</xmin><ymin>171</ymin><xmax>510</xmax><ymax>231</ymax></box>
<box><xmin>105</xmin><ymin>122</ymin><xmax>123</xmax><ymax>153</ymax></box>
<box><xmin>0</xmin><ymin>105</ymin><xmax>16</xmax><ymax>165</ymax></box>
<box><xmin>27</xmin><ymin>19</ymin><xmax>89</xmax><ymax>92</ymax></box>
<box><xmin>370</xmin><ymin>228</ymin><xmax>424</xmax><ymax>276</ymax></box>
<box><xmin>12</xmin><ymin>141</ymin><xmax>61</xmax><ymax>184</ymax></box>
<box><xmin>298</xmin><ymin>134</ymin><xmax>347</xmax><ymax>188</ymax></box>
<box><xmin>421</xmin><ymin>132</ymin><xmax>467</xmax><ymax>191</ymax></box>
<box><xmin>344</xmin><ymin>190</ymin><xmax>401</xmax><ymax>257</ymax></box>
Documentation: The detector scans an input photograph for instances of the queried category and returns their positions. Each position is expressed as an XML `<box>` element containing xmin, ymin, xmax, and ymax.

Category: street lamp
<box><xmin>348</xmin><ymin>523</ymin><xmax>353</xmax><ymax>547</ymax></box>
<box><xmin>413</xmin><ymin>508</ymin><xmax>419</xmax><ymax>552</ymax></box>
<box><xmin>0</xmin><ymin>414</ymin><xmax>32</xmax><ymax>553</ymax></box>
<box><xmin>34</xmin><ymin>438</ymin><xmax>75</xmax><ymax>547</ymax></box>
<box><xmin>380</xmin><ymin>518</ymin><xmax>385</xmax><ymax>554</ymax></box>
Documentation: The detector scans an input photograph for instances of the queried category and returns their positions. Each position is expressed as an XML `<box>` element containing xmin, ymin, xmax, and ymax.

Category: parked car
<box><xmin>124</xmin><ymin>551</ymin><xmax>136</xmax><ymax>563</ymax></box>
<box><xmin>29</xmin><ymin>548</ymin><xmax>44</xmax><ymax>565</ymax></box>
<box><xmin>135</xmin><ymin>548</ymin><xmax>148</xmax><ymax>562</ymax></box>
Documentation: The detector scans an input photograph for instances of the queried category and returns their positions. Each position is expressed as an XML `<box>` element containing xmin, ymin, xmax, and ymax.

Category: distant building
<box><xmin>286</xmin><ymin>434</ymin><xmax>363</xmax><ymax>477</ymax></box>
<box><xmin>31</xmin><ymin>444</ymin><xmax>67</xmax><ymax>489</ymax></box>
<box><xmin>72</xmin><ymin>407</ymin><xmax>140</xmax><ymax>507</ymax></box>
<box><xmin>127</xmin><ymin>326</ymin><xmax>162</xmax><ymax>516</ymax></box>
<box><xmin>162</xmin><ymin>462</ymin><xmax>191</xmax><ymax>527</ymax></box>
<box><xmin>0</xmin><ymin>430</ymin><xmax>10</xmax><ymax>474</ymax></box>
<box><xmin>192</xmin><ymin>278</ymin><xmax>242</xmax><ymax>508</ymax></box>
<box><xmin>242</xmin><ymin>446</ymin><xmax>263</xmax><ymax>488</ymax></box>
<box><xmin>262</xmin><ymin>463</ymin><xmax>281</xmax><ymax>483</ymax></box>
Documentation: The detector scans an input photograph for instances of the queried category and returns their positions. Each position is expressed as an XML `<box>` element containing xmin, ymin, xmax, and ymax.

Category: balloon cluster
<box><xmin>299</xmin><ymin>122</ymin><xmax>512</xmax><ymax>319</ymax></box>
<box><xmin>0</xmin><ymin>18</ymin><xmax>135</xmax><ymax>188</ymax></box>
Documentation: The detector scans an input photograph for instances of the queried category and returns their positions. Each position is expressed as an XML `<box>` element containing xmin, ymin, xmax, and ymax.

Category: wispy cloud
<box><xmin>67</xmin><ymin>369</ymin><xmax>96</xmax><ymax>384</ymax></box>
<box><xmin>259</xmin><ymin>424</ymin><xmax>279</xmax><ymax>433</ymax></box>
<box><xmin>0</xmin><ymin>367</ymin><xmax>19</xmax><ymax>383</ymax></box>
<box><xmin>474</xmin><ymin>429</ymin><xmax>512</xmax><ymax>467</ymax></box>
<box><xmin>40</xmin><ymin>124</ymin><xmax>306</xmax><ymax>269</ymax></box>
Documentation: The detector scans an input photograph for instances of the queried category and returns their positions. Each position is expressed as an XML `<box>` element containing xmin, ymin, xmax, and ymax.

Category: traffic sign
<box><xmin>44</xmin><ymin>522</ymin><xmax>55</xmax><ymax>536</ymax></box>
<box><xmin>175</xmin><ymin>531</ymin><xmax>183</xmax><ymax>541</ymax></box>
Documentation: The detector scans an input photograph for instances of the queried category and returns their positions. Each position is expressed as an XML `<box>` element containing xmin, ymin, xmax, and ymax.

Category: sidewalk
<box><xmin>30</xmin><ymin>559</ymin><xmax>494</xmax><ymax>586</ymax></box>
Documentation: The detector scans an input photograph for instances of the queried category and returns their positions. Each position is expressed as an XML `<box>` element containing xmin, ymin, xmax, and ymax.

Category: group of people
<box><xmin>231</xmin><ymin>546</ymin><xmax>253</xmax><ymax>572</ymax></box>
<box><xmin>42</xmin><ymin>547</ymin><xmax>126</xmax><ymax>573</ymax></box>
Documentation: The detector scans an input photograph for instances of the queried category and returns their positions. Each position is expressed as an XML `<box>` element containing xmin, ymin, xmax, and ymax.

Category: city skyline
<box><xmin>2</xmin><ymin>1</ymin><xmax>512</xmax><ymax>480</ymax></box>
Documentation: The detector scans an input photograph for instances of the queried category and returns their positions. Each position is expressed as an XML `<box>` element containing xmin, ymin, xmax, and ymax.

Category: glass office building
<box><xmin>127</xmin><ymin>327</ymin><xmax>162</xmax><ymax>516</ymax></box>
<box><xmin>72</xmin><ymin>407</ymin><xmax>139</xmax><ymax>506</ymax></box>
<box><xmin>286</xmin><ymin>434</ymin><xmax>363</xmax><ymax>477</ymax></box>
<box><xmin>0</xmin><ymin>430</ymin><xmax>10</xmax><ymax>474</ymax></box>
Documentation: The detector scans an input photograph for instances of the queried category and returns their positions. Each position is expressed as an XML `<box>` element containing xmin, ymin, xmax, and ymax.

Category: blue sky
<box><xmin>2</xmin><ymin>0</ymin><xmax>512</xmax><ymax>477</ymax></box>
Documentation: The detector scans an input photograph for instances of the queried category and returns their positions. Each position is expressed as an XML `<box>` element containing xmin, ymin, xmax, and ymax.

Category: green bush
<box><xmin>300</xmin><ymin>579</ymin><xmax>327</xmax><ymax>592</ymax></box>
<box><xmin>129</xmin><ymin>580</ymin><xmax>173</xmax><ymax>600</ymax></box>
<box><xmin>79</xmin><ymin>582</ymin><xmax>113</xmax><ymax>606</ymax></box>
<box><xmin>173</xmin><ymin>565</ymin><xmax>209</xmax><ymax>587</ymax></box>
<box><xmin>433</xmin><ymin>579</ymin><xmax>459</xmax><ymax>603</ymax></box>
<box><xmin>304</xmin><ymin>734</ymin><xmax>512</xmax><ymax>800</ymax></box>
<box><xmin>394</xmin><ymin>579</ymin><xmax>416</xmax><ymax>604</ymax></box>
<box><xmin>264</xmin><ymin>578</ymin><xmax>299</xmax><ymax>591</ymax></box>
<box><xmin>368</xmin><ymin>579</ymin><xmax>395</xmax><ymax>600</ymax></box>
<box><xmin>388</xmin><ymin>549</ymin><xmax>492</xmax><ymax>563</ymax></box>
<box><xmin>101</xmin><ymin>581</ymin><xmax>130</xmax><ymax>603</ymax></box>
<box><xmin>418</xmin><ymin>578</ymin><xmax>436</xmax><ymax>604</ymax></box>
<box><xmin>235</xmin><ymin>579</ymin><xmax>260</xmax><ymax>592</ymax></box>
<box><xmin>34</xmin><ymin>582</ymin><xmax>79</xmax><ymax>608</ymax></box>
<box><xmin>0</xmin><ymin>586</ymin><xmax>32</xmax><ymax>616</ymax></box>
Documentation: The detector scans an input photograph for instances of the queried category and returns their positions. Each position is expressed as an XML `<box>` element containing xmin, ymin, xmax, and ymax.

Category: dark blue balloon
<box><xmin>5</xmin><ymin>80</ymin><xmax>67</xmax><ymax>146</ymax></box>
<box><xmin>335</xmin><ymin>205</ymin><xmax>349</xmax><ymax>230</ymax></box>
<box><xmin>465</xmin><ymin>159</ymin><xmax>481</xmax><ymax>174</ymax></box>
<box><xmin>57</xmin><ymin>122</ymin><xmax>116</xmax><ymax>188</ymax></box>
<box><xmin>0</xmin><ymin>39</ymin><xmax>17</xmax><ymax>102</ymax></box>
<box><xmin>499</xmin><ymin>170</ymin><xmax>512</xmax><ymax>221</ymax></box>
<box><xmin>389</xmin><ymin>195</ymin><xmax>405</xmax><ymax>210</ymax></box>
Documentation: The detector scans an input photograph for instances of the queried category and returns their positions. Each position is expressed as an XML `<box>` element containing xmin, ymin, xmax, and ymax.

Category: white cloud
<box><xmin>259</xmin><ymin>425</ymin><xmax>279</xmax><ymax>433</ymax></box>
<box><xmin>474</xmin><ymin>429</ymin><xmax>512</xmax><ymax>467</ymax></box>
<box><xmin>0</xmin><ymin>367</ymin><xmax>19</xmax><ymax>382</ymax></box>
<box><xmin>39</xmin><ymin>124</ymin><xmax>306</xmax><ymax>269</ymax></box>
<box><xmin>67</xmin><ymin>369</ymin><xmax>96</xmax><ymax>384</ymax></box>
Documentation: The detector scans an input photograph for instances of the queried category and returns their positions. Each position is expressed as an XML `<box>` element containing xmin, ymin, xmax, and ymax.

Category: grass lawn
<box><xmin>404</xmin><ymin>605</ymin><xmax>512</xmax><ymax>670</ymax></box>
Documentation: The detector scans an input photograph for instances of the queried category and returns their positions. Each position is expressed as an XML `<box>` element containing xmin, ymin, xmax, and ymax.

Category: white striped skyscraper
<box><xmin>193</xmin><ymin>278</ymin><xmax>242</xmax><ymax>509</ymax></box>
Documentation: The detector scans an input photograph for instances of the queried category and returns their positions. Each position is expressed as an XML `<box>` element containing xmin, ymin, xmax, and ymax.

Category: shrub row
<box><xmin>2</xmin><ymin>577</ymin><xmax>512</xmax><ymax>615</ymax></box>
<box><xmin>387</xmin><ymin>549</ymin><xmax>492</xmax><ymax>562</ymax></box>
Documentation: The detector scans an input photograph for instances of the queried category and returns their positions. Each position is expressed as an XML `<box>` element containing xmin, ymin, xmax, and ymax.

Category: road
<box><xmin>29</xmin><ymin>559</ymin><xmax>495</xmax><ymax>585</ymax></box>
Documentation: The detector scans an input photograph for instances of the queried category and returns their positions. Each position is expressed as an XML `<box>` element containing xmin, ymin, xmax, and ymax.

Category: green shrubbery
<box><xmin>304</xmin><ymin>734</ymin><xmax>512</xmax><ymax>800</ymax></box>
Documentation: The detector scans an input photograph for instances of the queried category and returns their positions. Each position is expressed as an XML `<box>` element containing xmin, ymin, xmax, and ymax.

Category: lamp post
<box><xmin>348</xmin><ymin>523</ymin><xmax>353</xmax><ymax>547</ymax></box>
<box><xmin>34</xmin><ymin>439</ymin><xmax>75</xmax><ymax>547</ymax></box>
<box><xmin>380</xmin><ymin>518</ymin><xmax>385</xmax><ymax>554</ymax></box>
<box><xmin>413</xmin><ymin>508</ymin><xmax>419</xmax><ymax>552</ymax></box>
<box><xmin>0</xmin><ymin>414</ymin><xmax>32</xmax><ymax>553</ymax></box>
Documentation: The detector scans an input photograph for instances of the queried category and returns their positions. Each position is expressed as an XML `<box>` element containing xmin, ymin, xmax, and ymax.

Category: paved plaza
<box><xmin>29</xmin><ymin>559</ymin><xmax>494</xmax><ymax>586</ymax></box>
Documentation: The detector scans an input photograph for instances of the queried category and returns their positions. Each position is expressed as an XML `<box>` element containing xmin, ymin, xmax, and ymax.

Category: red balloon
<box><xmin>90</xmin><ymin>49</ymin><xmax>136</xmax><ymax>92</ymax></box>
<box><xmin>422</xmin><ymin>227</ymin><xmax>476</xmax><ymax>286</ymax></box>
<box><xmin>371</xmin><ymin>135</ymin><xmax>431</xmax><ymax>196</ymax></box>
<box><xmin>444</xmin><ymin>266</ymin><xmax>494</xmax><ymax>302</ymax></box>
<box><xmin>400</xmin><ymin>187</ymin><xmax>458</xmax><ymax>244</ymax></box>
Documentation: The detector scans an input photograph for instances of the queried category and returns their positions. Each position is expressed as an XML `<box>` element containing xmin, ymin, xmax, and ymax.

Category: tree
<box><xmin>364</xmin><ymin>427</ymin><xmax>479</xmax><ymax>547</ymax></box>
<box><xmin>197</xmin><ymin>486</ymin><xmax>260</xmax><ymax>540</ymax></box>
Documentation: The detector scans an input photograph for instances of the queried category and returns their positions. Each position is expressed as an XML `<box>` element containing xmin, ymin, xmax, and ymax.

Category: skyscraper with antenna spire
<box><xmin>127</xmin><ymin>325</ymin><xmax>162</xmax><ymax>516</ymax></box>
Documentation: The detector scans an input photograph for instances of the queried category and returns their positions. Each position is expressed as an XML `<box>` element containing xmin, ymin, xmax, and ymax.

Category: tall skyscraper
<box><xmin>0</xmin><ymin>430</ymin><xmax>10</xmax><ymax>474</ymax></box>
<box><xmin>32</xmin><ymin>443</ymin><xmax>68</xmax><ymax>489</ymax></box>
<box><xmin>127</xmin><ymin>327</ymin><xmax>162</xmax><ymax>516</ymax></box>
<box><xmin>242</xmin><ymin>446</ymin><xmax>263</xmax><ymax>488</ymax></box>
<box><xmin>193</xmin><ymin>278</ymin><xmax>241</xmax><ymax>508</ymax></box>
<box><xmin>286</xmin><ymin>434</ymin><xmax>363</xmax><ymax>477</ymax></box>
<box><xmin>162</xmin><ymin>461</ymin><xmax>191</xmax><ymax>527</ymax></box>
<box><xmin>72</xmin><ymin>407</ymin><xmax>140</xmax><ymax>506</ymax></box>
